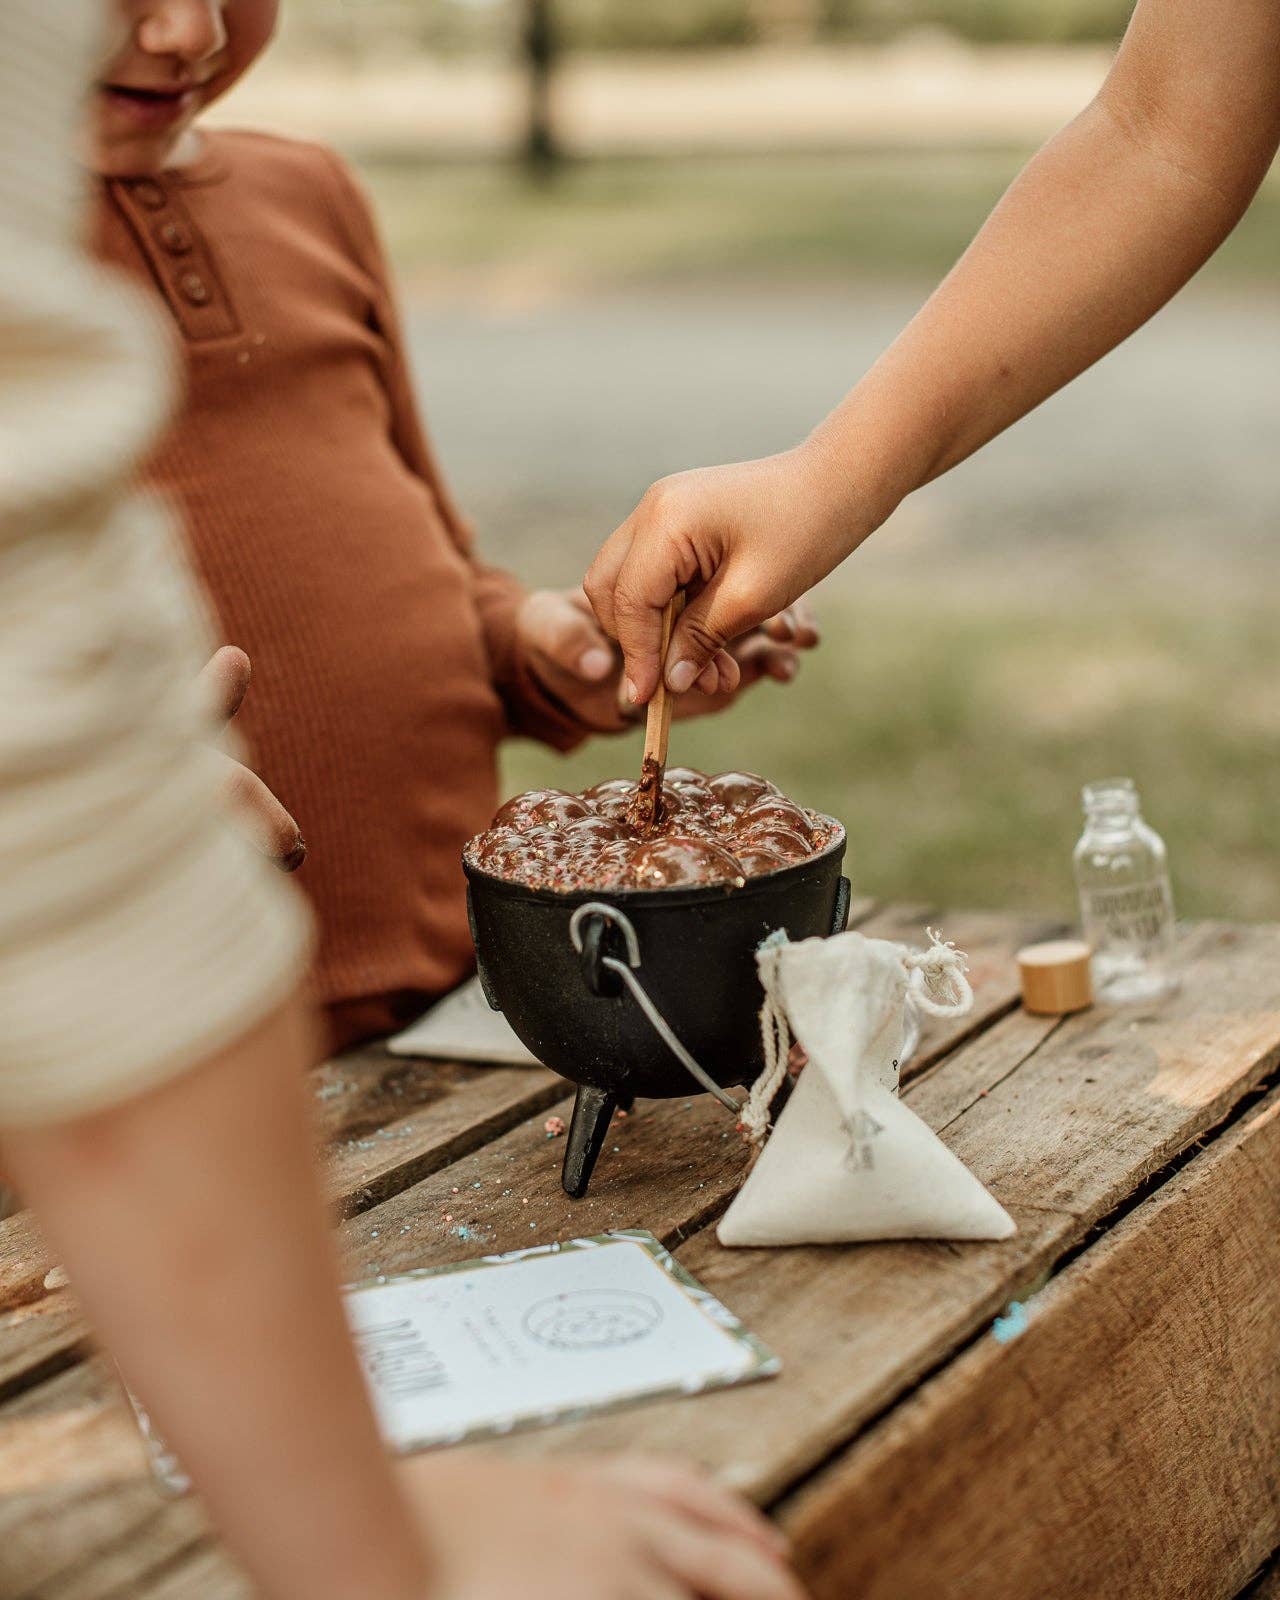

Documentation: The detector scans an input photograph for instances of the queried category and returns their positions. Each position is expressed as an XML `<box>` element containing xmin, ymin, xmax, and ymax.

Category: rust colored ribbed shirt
<box><xmin>94</xmin><ymin>131</ymin><xmax>583</xmax><ymax>1049</ymax></box>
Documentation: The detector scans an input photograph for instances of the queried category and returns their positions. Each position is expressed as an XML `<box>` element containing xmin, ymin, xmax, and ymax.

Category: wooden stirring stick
<box><xmin>629</xmin><ymin>591</ymin><xmax>686</xmax><ymax>832</ymax></box>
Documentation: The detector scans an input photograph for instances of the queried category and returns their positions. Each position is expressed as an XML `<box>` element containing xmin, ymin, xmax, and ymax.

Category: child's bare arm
<box><xmin>586</xmin><ymin>0</ymin><xmax>1280</xmax><ymax>700</ymax></box>
<box><xmin>1</xmin><ymin>998</ymin><xmax>434</xmax><ymax>1600</ymax></box>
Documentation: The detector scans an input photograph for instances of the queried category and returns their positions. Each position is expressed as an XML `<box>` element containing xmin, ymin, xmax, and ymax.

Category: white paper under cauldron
<box><xmin>717</xmin><ymin>929</ymin><xmax>1015</xmax><ymax>1248</ymax></box>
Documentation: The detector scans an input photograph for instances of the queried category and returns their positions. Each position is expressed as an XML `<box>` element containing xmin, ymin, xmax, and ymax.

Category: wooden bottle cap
<box><xmin>1016</xmin><ymin>939</ymin><xmax>1094</xmax><ymax>1016</ymax></box>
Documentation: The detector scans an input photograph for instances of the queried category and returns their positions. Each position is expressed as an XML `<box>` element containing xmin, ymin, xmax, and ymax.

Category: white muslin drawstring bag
<box><xmin>717</xmin><ymin>928</ymin><xmax>1015</xmax><ymax>1247</ymax></box>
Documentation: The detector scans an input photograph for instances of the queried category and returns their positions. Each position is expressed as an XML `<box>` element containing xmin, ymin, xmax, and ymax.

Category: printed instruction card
<box><xmin>345</xmin><ymin>1231</ymin><xmax>780</xmax><ymax>1452</ymax></box>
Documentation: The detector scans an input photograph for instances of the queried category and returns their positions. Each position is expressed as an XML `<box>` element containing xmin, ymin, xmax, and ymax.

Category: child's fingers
<box><xmin>759</xmin><ymin>609</ymin><xmax>797</xmax><ymax>643</ymax></box>
<box><xmin>756</xmin><ymin>601</ymin><xmax>819</xmax><ymax>650</ymax></box>
<box><xmin>651</xmin><ymin>1519</ymin><xmax>806</xmax><ymax>1600</ymax></box>
<box><xmin>664</xmin><ymin>571</ymin><xmax>764</xmax><ymax>697</ymax></box>
<box><xmin>693</xmin><ymin>650</ymin><xmax>739</xmax><ymax>696</ymax></box>
<box><xmin>715</xmin><ymin>648</ymin><xmax>742</xmax><ymax>695</ymax></box>
<box><xmin>522</xmin><ymin>589</ymin><xmax>617</xmax><ymax>682</ymax></box>
<box><xmin>789</xmin><ymin>596</ymin><xmax>820</xmax><ymax>648</ymax></box>
<box><xmin>586</xmin><ymin>496</ymin><xmax>700</xmax><ymax>706</ymax></box>
<box><xmin>730</xmin><ymin>637</ymin><xmax>800</xmax><ymax>688</ymax></box>
<box><xmin>600</xmin><ymin>1457</ymin><xmax>789</xmax><ymax>1560</ymax></box>
<box><xmin>765</xmin><ymin>647</ymin><xmax>800</xmax><ymax>683</ymax></box>
<box><xmin>583</xmin><ymin>522</ymin><xmax>635</xmax><ymax>644</ymax></box>
<box><xmin>215</xmin><ymin>753</ymin><xmax>306</xmax><ymax>871</ymax></box>
<box><xmin>198</xmin><ymin>645</ymin><xmax>252</xmax><ymax>723</ymax></box>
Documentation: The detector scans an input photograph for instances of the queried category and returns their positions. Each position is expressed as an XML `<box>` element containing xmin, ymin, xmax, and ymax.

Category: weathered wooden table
<box><xmin>1</xmin><ymin>905</ymin><xmax>1277</xmax><ymax>1599</ymax></box>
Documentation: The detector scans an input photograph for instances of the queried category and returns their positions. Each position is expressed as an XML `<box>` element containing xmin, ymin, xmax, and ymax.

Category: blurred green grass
<box><xmin>364</xmin><ymin>147</ymin><xmax>1280</xmax><ymax>291</ymax></box>
<box><xmin>501</xmin><ymin>593</ymin><xmax>1280</xmax><ymax>923</ymax></box>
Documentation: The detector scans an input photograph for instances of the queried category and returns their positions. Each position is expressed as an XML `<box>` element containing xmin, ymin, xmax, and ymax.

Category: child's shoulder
<box><xmin>205</xmin><ymin>129</ymin><xmax>361</xmax><ymax>192</ymax></box>
<box><xmin>204</xmin><ymin>130</ymin><xmax>380</xmax><ymax>265</ymax></box>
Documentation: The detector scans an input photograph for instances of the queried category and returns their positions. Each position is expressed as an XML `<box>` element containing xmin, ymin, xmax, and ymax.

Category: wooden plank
<box><xmin>782</xmin><ymin>1086</ymin><xmax>1280</xmax><ymax>1600</ymax></box>
<box><xmin>0</xmin><ymin>1052</ymin><xmax>566</xmax><ymax>1406</ymax></box>
<box><xmin>0</xmin><ymin>1207</ymin><xmax>93</xmax><ymax>1405</ymax></box>
<box><xmin>0</xmin><ymin>1363</ymin><xmax>205</xmax><ymax>1600</ymax></box>
<box><xmin>0</xmin><ymin>1295</ymin><xmax>92</xmax><ymax>1409</ymax></box>
<box><xmin>339</xmin><ymin>1086</ymin><xmax>746</xmax><ymax>1278</ymax></box>
<box><xmin>481</xmin><ymin>921</ymin><xmax>1280</xmax><ymax>1505</ymax></box>
<box><xmin>312</xmin><ymin>1049</ymin><xmax>565</xmax><ymax>1218</ymax></box>
<box><xmin>0</xmin><ymin>1360</ymin><xmax>224</xmax><ymax>1600</ymax></box>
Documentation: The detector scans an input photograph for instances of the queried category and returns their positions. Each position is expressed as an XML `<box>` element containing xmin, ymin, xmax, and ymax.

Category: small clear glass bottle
<box><xmin>1073</xmin><ymin>778</ymin><xmax>1178</xmax><ymax>1003</ymax></box>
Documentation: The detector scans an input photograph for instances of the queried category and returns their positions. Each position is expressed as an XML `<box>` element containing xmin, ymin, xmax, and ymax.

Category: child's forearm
<box><xmin>587</xmin><ymin>0</ymin><xmax>1280</xmax><ymax>696</ymax></box>
<box><xmin>1</xmin><ymin>997</ymin><xmax>429</xmax><ymax>1600</ymax></box>
<box><xmin>810</xmin><ymin>0</ymin><xmax>1280</xmax><ymax>547</ymax></box>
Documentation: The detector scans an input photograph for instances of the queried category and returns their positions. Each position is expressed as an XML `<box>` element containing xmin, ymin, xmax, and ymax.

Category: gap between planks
<box><xmin>1239</xmin><ymin>1552</ymin><xmax>1280</xmax><ymax>1600</ymax></box>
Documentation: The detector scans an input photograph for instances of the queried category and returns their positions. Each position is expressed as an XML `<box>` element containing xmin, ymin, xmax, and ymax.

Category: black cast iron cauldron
<box><xmin>464</xmin><ymin>825</ymin><xmax>850</xmax><ymax>1197</ymax></box>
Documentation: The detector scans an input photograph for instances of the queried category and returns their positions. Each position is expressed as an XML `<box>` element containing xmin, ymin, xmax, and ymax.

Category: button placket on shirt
<box><xmin>112</xmin><ymin>177</ymin><xmax>240</xmax><ymax>342</ymax></box>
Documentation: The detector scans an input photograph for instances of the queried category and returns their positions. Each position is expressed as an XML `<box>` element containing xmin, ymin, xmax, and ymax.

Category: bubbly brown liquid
<box><xmin>466</xmin><ymin>768</ymin><xmax>840</xmax><ymax>891</ymax></box>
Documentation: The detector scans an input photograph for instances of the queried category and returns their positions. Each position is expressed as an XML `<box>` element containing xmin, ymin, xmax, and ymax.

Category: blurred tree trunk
<box><xmin>521</xmin><ymin>0</ymin><xmax>560</xmax><ymax>173</ymax></box>
<box><xmin>748</xmin><ymin>0</ymin><xmax>823</xmax><ymax>41</ymax></box>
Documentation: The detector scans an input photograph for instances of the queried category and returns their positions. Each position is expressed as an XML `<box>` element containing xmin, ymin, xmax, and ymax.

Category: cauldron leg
<box><xmin>562</xmin><ymin>1085</ymin><xmax>617</xmax><ymax>1199</ymax></box>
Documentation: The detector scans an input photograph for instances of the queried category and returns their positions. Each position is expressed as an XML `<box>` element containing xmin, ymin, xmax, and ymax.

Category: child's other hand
<box><xmin>518</xmin><ymin>587</ymin><xmax>817</xmax><ymax>734</ymax></box>
<box><xmin>675</xmin><ymin>596</ymin><xmax>819</xmax><ymax>721</ymax></box>
<box><xmin>199</xmin><ymin>646</ymin><xmax>306</xmax><ymax>871</ymax></box>
<box><xmin>585</xmin><ymin>444</ymin><xmax>854</xmax><ymax>708</ymax></box>
<box><xmin>400</xmin><ymin>1451</ymin><xmax>806</xmax><ymax>1600</ymax></box>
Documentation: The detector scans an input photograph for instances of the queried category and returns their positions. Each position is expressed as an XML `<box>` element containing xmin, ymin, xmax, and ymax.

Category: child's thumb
<box><xmin>530</xmin><ymin>591</ymin><xmax>616</xmax><ymax>682</ymax></box>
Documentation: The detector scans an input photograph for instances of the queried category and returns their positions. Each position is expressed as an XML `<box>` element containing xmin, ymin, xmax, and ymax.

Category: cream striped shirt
<box><xmin>0</xmin><ymin>0</ymin><xmax>308</xmax><ymax>1122</ymax></box>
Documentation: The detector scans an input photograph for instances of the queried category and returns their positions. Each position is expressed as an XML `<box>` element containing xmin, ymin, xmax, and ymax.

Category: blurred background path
<box><xmin>209</xmin><ymin>39</ymin><xmax>1112</xmax><ymax>155</ymax></box>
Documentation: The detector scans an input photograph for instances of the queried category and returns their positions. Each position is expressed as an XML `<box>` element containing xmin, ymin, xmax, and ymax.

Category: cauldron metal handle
<box><xmin>568</xmin><ymin>902</ymin><xmax>742</xmax><ymax>1114</ymax></box>
<box><xmin>574</xmin><ymin>903</ymin><xmax>632</xmax><ymax>999</ymax></box>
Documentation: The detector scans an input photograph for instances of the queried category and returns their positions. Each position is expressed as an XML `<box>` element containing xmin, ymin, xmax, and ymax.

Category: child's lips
<box><xmin>99</xmin><ymin>83</ymin><xmax>201</xmax><ymax>131</ymax></box>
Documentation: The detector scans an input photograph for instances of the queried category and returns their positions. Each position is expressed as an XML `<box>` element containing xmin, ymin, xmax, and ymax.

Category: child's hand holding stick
<box><xmin>514</xmin><ymin>587</ymin><xmax>818</xmax><ymax>734</ymax></box>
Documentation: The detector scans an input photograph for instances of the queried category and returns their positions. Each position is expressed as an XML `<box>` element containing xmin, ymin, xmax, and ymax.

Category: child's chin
<box><xmin>90</xmin><ymin>132</ymin><xmax>177</xmax><ymax>180</ymax></box>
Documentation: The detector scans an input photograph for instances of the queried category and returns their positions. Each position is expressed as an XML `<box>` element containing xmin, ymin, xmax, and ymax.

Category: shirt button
<box><xmin>179</xmin><ymin>272</ymin><xmax>211</xmax><ymax>305</ymax></box>
<box><xmin>130</xmin><ymin>179</ymin><xmax>166</xmax><ymax>210</ymax></box>
<box><xmin>155</xmin><ymin>220</ymin><xmax>193</xmax><ymax>255</ymax></box>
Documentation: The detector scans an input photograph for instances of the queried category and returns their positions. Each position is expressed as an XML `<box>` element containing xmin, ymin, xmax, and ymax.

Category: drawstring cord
<box><xmin>738</xmin><ymin>932</ymin><xmax>791</xmax><ymax>1149</ymax></box>
<box><xmin>905</xmin><ymin>927</ymin><xmax>974</xmax><ymax>1016</ymax></box>
<box><xmin>738</xmin><ymin>927</ymin><xmax>973</xmax><ymax>1152</ymax></box>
